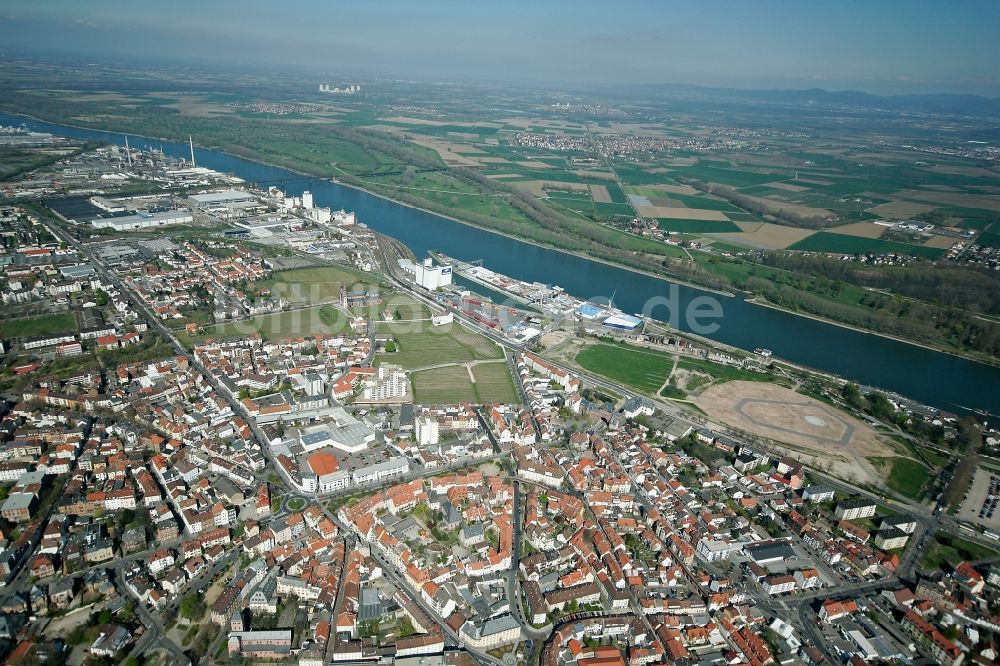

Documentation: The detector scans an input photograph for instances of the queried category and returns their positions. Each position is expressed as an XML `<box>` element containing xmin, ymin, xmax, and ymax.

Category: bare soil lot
<box><xmin>694</xmin><ymin>380</ymin><xmax>891</xmax><ymax>484</ymax></box>
<box><xmin>636</xmin><ymin>206</ymin><xmax>730</xmax><ymax>220</ymax></box>
<box><xmin>765</xmin><ymin>181</ymin><xmax>810</xmax><ymax>192</ymax></box>
<box><xmin>923</xmin><ymin>235</ymin><xmax>960</xmax><ymax>249</ymax></box>
<box><xmin>648</xmin><ymin>183</ymin><xmax>701</xmax><ymax>195</ymax></box>
<box><xmin>589</xmin><ymin>184</ymin><xmax>612</xmax><ymax>203</ymax></box>
<box><xmin>409</xmin><ymin>138</ymin><xmax>484</xmax><ymax>166</ymax></box>
<box><xmin>869</xmin><ymin>200</ymin><xmax>937</xmax><ymax>219</ymax></box>
<box><xmin>827</xmin><ymin>221</ymin><xmax>888</xmax><ymax>239</ymax></box>
<box><xmin>709</xmin><ymin>222</ymin><xmax>816</xmax><ymax>249</ymax></box>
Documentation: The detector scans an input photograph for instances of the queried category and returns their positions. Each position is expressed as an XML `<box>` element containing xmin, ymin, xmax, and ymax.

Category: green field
<box><xmin>411</xmin><ymin>361</ymin><xmax>517</xmax><ymax>404</ymax></box>
<box><xmin>380</xmin><ymin>323</ymin><xmax>504</xmax><ymax>369</ymax></box>
<box><xmin>920</xmin><ymin>532</ymin><xmax>997</xmax><ymax>570</ymax></box>
<box><xmin>976</xmin><ymin>230</ymin><xmax>1000</xmax><ymax>248</ymax></box>
<box><xmin>4</xmin><ymin>72</ymin><xmax>999</xmax><ymax>366</ymax></box>
<box><xmin>257</xmin><ymin>265</ymin><xmax>375</xmax><ymax>305</ymax></box>
<box><xmin>657</xmin><ymin>219</ymin><xmax>742</xmax><ymax>233</ymax></box>
<box><xmin>180</xmin><ymin>305</ymin><xmax>349</xmax><ymax>344</ymax></box>
<box><xmin>789</xmin><ymin>232</ymin><xmax>946</xmax><ymax>258</ymax></box>
<box><xmin>382</xmin><ymin>293</ymin><xmax>433</xmax><ymax>320</ymax></box>
<box><xmin>0</xmin><ymin>313</ymin><xmax>77</xmax><ymax>339</ymax></box>
<box><xmin>676</xmin><ymin>357</ymin><xmax>772</xmax><ymax>383</ymax></box>
<box><xmin>575</xmin><ymin>343</ymin><xmax>674</xmax><ymax>393</ymax></box>
<box><xmin>874</xmin><ymin>457</ymin><xmax>930</xmax><ymax>499</ymax></box>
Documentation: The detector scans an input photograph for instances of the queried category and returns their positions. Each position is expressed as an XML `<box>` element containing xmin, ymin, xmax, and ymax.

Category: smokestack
<box><xmin>124</xmin><ymin>135</ymin><xmax>132</xmax><ymax>170</ymax></box>
<box><xmin>189</xmin><ymin>135</ymin><xmax>196</xmax><ymax>167</ymax></box>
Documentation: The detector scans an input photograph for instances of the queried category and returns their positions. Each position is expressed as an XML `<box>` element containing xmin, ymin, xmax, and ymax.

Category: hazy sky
<box><xmin>2</xmin><ymin>0</ymin><xmax>999</xmax><ymax>95</ymax></box>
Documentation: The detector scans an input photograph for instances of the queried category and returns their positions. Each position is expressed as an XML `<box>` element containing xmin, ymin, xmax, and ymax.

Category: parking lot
<box><xmin>957</xmin><ymin>468</ymin><xmax>1000</xmax><ymax>531</ymax></box>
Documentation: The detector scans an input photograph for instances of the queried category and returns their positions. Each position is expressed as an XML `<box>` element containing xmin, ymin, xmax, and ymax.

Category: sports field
<box><xmin>0</xmin><ymin>313</ymin><xmax>77</xmax><ymax>339</ymax></box>
<box><xmin>575</xmin><ymin>343</ymin><xmax>674</xmax><ymax>393</ymax></box>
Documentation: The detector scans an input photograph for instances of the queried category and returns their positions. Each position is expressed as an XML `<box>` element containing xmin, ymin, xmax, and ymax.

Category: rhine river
<box><xmin>4</xmin><ymin>112</ymin><xmax>998</xmax><ymax>416</ymax></box>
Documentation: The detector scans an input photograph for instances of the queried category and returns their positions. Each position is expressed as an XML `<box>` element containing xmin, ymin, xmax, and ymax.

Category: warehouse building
<box><xmin>90</xmin><ymin>210</ymin><xmax>193</xmax><ymax>231</ymax></box>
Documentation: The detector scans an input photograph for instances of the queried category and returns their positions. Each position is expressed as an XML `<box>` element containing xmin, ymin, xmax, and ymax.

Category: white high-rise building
<box><xmin>415</xmin><ymin>417</ymin><xmax>440</xmax><ymax>446</ymax></box>
<box><xmin>302</xmin><ymin>191</ymin><xmax>314</xmax><ymax>209</ymax></box>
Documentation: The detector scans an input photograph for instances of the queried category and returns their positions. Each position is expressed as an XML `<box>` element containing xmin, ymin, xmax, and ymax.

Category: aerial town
<box><xmin>0</xmin><ymin>126</ymin><xmax>998</xmax><ymax>666</ymax></box>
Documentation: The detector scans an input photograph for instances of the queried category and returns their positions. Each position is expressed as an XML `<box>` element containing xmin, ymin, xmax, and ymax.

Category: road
<box><xmin>118</xmin><ymin>572</ymin><xmax>190</xmax><ymax>666</ymax></box>
<box><xmin>40</xmin><ymin>215</ymin><xmax>996</xmax><ymax>663</ymax></box>
<box><xmin>505</xmin><ymin>479</ymin><xmax>551</xmax><ymax>642</ymax></box>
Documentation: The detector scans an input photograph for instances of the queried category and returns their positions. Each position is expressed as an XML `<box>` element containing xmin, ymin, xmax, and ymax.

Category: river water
<box><xmin>4</xmin><ymin>112</ymin><xmax>997</xmax><ymax>415</ymax></box>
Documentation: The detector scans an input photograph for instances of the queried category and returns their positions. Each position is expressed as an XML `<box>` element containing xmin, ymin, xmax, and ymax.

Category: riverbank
<box><xmin>4</xmin><ymin>108</ymin><xmax>735</xmax><ymax>298</ymax></box>
<box><xmin>8</xmin><ymin>108</ymin><xmax>993</xmax><ymax>364</ymax></box>
<box><xmin>5</xmin><ymin>109</ymin><xmax>999</xmax><ymax>415</ymax></box>
<box><xmin>327</xmin><ymin>173</ymin><xmax>737</xmax><ymax>299</ymax></box>
<box><xmin>746</xmin><ymin>297</ymin><xmax>1000</xmax><ymax>369</ymax></box>
<box><xmin>329</xmin><ymin>154</ymin><xmax>1000</xmax><ymax>368</ymax></box>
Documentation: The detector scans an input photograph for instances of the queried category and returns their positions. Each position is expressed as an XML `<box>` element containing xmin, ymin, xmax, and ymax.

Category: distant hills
<box><xmin>629</xmin><ymin>83</ymin><xmax>1000</xmax><ymax>118</ymax></box>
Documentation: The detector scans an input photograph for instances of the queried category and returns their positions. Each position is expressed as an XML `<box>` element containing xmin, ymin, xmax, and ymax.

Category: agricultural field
<box><xmin>410</xmin><ymin>360</ymin><xmax>517</xmax><ymax>404</ymax></box>
<box><xmin>6</xmin><ymin>74</ymin><xmax>999</xmax><ymax>264</ymax></box>
<box><xmin>0</xmin><ymin>313</ymin><xmax>77</xmax><ymax>339</ymax></box>
<box><xmin>788</xmin><ymin>231</ymin><xmax>946</xmax><ymax>258</ymax></box>
<box><xmin>379</xmin><ymin>323</ymin><xmax>504</xmax><ymax>369</ymax></box>
<box><xmin>3</xmin><ymin>66</ymin><xmax>999</xmax><ymax>360</ymax></box>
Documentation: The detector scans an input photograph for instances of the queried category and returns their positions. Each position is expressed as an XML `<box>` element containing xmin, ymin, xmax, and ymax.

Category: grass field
<box><xmin>380</xmin><ymin>323</ymin><xmax>504</xmax><ymax>369</ymax></box>
<box><xmin>676</xmin><ymin>357</ymin><xmax>772</xmax><ymax>383</ymax></box>
<box><xmin>0</xmin><ymin>313</ymin><xmax>77</xmax><ymax>339</ymax></box>
<box><xmin>410</xmin><ymin>361</ymin><xmax>517</xmax><ymax>404</ymax></box>
<box><xmin>575</xmin><ymin>343</ymin><xmax>674</xmax><ymax>393</ymax></box>
<box><xmin>920</xmin><ymin>532</ymin><xmax>997</xmax><ymax>570</ymax></box>
<box><xmin>471</xmin><ymin>362</ymin><xmax>519</xmax><ymax>402</ymax></box>
<box><xmin>976</xmin><ymin>230</ymin><xmax>1000</xmax><ymax>248</ymax></box>
<box><xmin>873</xmin><ymin>457</ymin><xmax>930</xmax><ymax>499</ymax></box>
<box><xmin>258</xmin><ymin>266</ymin><xmax>375</xmax><ymax>305</ymax></box>
<box><xmin>382</xmin><ymin>293</ymin><xmax>433</xmax><ymax>320</ymax></box>
<box><xmin>180</xmin><ymin>305</ymin><xmax>350</xmax><ymax>344</ymax></box>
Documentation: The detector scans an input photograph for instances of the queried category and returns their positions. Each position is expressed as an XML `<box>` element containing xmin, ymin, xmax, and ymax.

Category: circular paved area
<box><xmin>734</xmin><ymin>396</ymin><xmax>854</xmax><ymax>446</ymax></box>
<box><xmin>693</xmin><ymin>380</ymin><xmax>890</xmax><ymax>459</ymax></box>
